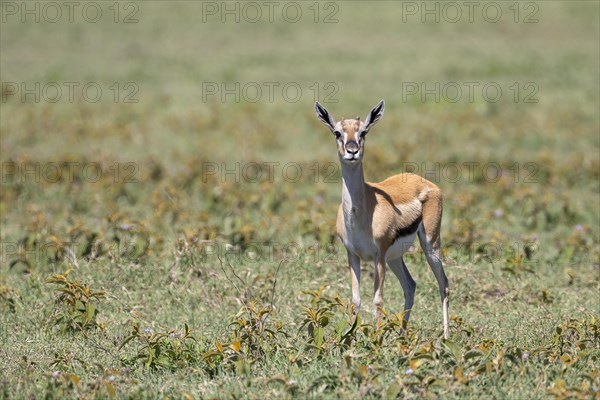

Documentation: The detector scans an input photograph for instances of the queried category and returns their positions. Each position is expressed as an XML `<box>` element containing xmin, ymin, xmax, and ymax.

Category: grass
<box><xmin>1</xmin><ymin>1</ymin><xmax>599</xmax><ymax>399</ymax></box>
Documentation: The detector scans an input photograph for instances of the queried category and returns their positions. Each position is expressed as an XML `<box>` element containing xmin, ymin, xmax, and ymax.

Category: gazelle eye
<box><xmin>334</xmin><ymin>131</ymin><xmax>342</xmax><ymax>139</ymax></box>
<box><xmin>360</xmin><ymin>130</ymin><xmax>368</xmax><ymax>138</ymax></box>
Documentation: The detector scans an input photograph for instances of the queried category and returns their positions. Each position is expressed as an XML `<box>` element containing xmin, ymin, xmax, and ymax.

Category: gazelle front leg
<box><xmin>373</xmin><ymin>254</ymin><xmax>387</xmax><ymax>327</ymax></box>
<box><xmin>348</xmin><ymin>250</ymin><xmax>361</xmax><ymax>314</ymax></box>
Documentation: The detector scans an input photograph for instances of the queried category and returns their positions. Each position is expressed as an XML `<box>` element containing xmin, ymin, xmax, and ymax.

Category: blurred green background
<box><xmin>2</xmin><ymin>1</ymin><xmax>598</xmax><ymax>163</ymax></box>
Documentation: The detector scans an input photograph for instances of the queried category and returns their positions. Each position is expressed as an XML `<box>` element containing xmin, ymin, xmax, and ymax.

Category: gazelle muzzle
<box><xmin>344</xmin><ymin>141</ymin><xmax>360</xmax><ymax>160</ymax></box>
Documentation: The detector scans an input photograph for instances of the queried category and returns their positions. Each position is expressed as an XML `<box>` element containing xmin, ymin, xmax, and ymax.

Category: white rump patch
<box><xmin>417</xmin><ymin>187</ymin><xmax>430</xmax><ymax>202</ymax></box>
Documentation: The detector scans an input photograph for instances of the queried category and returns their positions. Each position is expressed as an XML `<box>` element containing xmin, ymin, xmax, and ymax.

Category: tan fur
<box><xmin>340</xmin><ymin>119</ymin><xmax>361</xmax><ymax>137</ymax></box>
<box><xmin>336</xmin><ymin>173</ymin><xmax>441</xmax><ymax>251</ymax></box>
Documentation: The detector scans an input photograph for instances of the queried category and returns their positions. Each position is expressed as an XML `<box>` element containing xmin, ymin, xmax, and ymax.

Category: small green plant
<box><xmin>0</xmin><ymin>282</ymin><xmax>17</xmax><ymax>314</ymax></box>
<box><xmin>119</xmin><ymin>322</ymin><xmax>198</xmax><ymax>371</ymax></box>
<box><xmin>47</xmin><ymin>269</ymin><xmax>105</xmax><ymax>333</ymax></box>
<box><xmin>299</xmin><ymin>289</ymin><xmax>360</xmax><ymax>354</ymax></box>
<box><xmin>201</xmin><ymin>290</ymin><xmax>287</xmax><ymax>376</ymax></box>
<box><xmin>229</xmin><ymin>301</ymin><xmax>287</xmax><ymax>360</ymax></box>
<box><xmin>50</xmin><ymin>351</ymin><xmax>87</xmax><ymax>373</ymax></box>
<box><xmin>201</xmin><ymin>339</ymin><xmax>249</xmax><ymax>377</ymax></box>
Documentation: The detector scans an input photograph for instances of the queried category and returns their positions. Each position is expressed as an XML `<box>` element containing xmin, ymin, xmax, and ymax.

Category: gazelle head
<box><xmin>315</xmin><ymin>100</ymin><xmax>385</xmax><ymax>165</ymax></box>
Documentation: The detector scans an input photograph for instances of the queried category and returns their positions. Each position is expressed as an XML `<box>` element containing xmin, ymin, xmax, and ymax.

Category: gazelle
<box><xmin>314</xmin><ymin>100</ymin><xmax>450</xmax><ymax>338</ymax></box>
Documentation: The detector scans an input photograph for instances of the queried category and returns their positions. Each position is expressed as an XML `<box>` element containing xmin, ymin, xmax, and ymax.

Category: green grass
<box><xmin>1</xmin><ymin>1</ymin><xmax>599</xmax><ymax>399</ymax></box>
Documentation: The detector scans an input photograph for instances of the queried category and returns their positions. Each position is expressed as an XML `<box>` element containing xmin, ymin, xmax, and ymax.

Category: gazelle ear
<box><xmin>315</xmin><ymin>102</ymin><xmax>336</xmax><ymax>132</ymax></box>
<box><xmin>363</xmin><ymin>100</ymin><xmax>385</xmax><ymax>131</ymax></box>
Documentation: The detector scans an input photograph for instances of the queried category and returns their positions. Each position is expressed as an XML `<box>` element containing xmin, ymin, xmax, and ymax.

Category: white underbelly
<box><xmin>344</xmin><ymin>230</ymin><xmax>418</xmax><ymax>262</ymax></box>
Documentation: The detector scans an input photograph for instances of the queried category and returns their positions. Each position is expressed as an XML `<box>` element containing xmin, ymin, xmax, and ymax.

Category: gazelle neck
<box><xmin>341</xmin><ymin>161</ymin><xmax>367</xmax><ymax>216</ymax></box>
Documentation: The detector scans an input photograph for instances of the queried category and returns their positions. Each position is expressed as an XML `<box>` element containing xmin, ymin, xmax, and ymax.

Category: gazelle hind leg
<box><xmin>418</xmin><ymin>226</ymin><xmax>449</xmax><ymax>338</ymax></box>
<box><xmin>418</xmin><ymin>190</ymin><xmax>450</xmax><ymax>339</ymax></box>
<box><xmin>388</xmin><ymin>257</ymin><xmax>416</xmax><ymax>329</ymax></box>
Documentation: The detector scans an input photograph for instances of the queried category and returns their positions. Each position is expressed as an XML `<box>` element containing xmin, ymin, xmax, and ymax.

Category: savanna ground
<box><xmin>1</xmin><ymin>1</ymin><xmax>599</xmax><ymax>399</ymax></box>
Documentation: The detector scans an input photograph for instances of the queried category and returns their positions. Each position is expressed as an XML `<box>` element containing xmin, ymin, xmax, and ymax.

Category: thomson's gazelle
<box><xmin>315</xmin><ymin>100</ymin><xmax>450</xmax><ymax>338</ymax></box>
